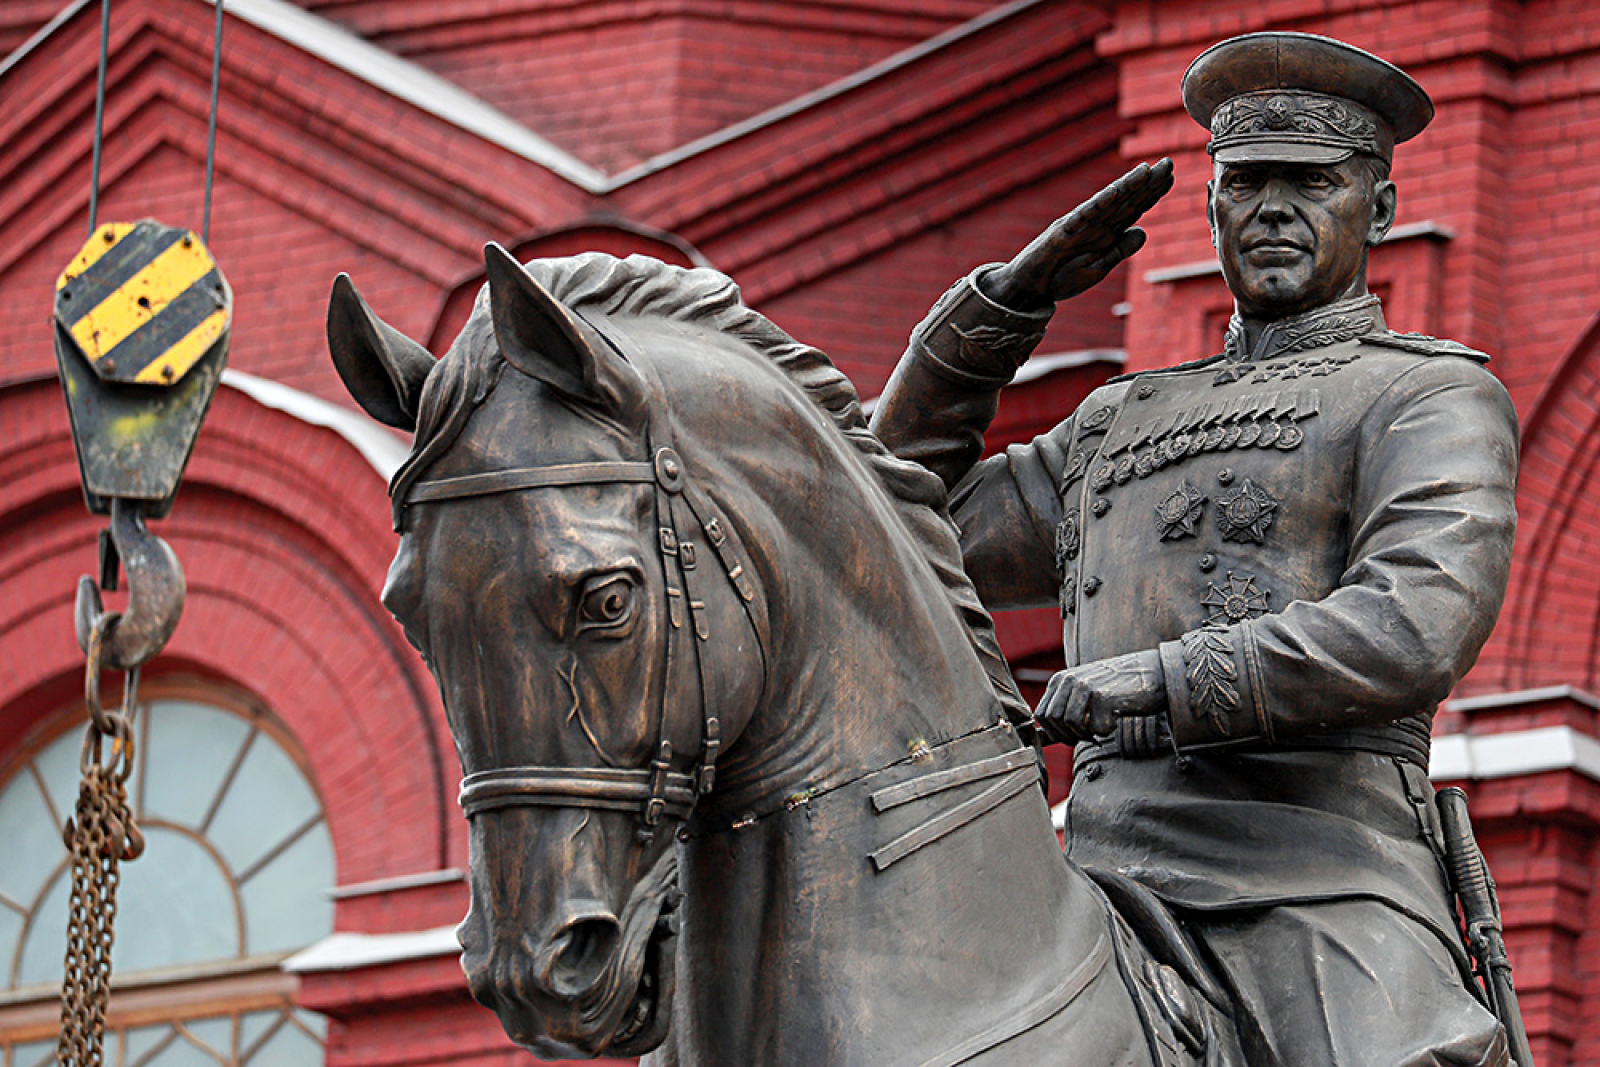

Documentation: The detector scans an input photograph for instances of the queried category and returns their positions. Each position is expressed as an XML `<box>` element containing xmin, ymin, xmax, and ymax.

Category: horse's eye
<box><xmin>578</xmin><ymin>576</ymin><xmax>635</xmax><ymax>631</ymax></box>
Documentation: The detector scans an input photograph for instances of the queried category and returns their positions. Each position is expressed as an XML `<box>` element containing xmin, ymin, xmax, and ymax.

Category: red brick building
<box><xmin>0</xmin><ymin>1</ymin><xmax>1597</xmax><ymax>1064</ymax></box>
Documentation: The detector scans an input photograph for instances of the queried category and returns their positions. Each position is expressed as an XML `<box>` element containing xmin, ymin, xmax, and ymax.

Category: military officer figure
<box><xmin>873</xmin><ymin>33</ymin><xmax>1520</xmax><ymax>1067</ymax></box>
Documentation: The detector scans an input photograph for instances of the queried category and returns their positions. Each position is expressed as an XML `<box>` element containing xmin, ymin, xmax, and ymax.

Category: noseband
<box><xmin>400</xmin><ymin>375</ymin><xmax>770</xmax><ymax>843</ymax></box>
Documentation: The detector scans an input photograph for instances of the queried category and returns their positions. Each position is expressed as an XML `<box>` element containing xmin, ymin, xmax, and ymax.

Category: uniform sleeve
<box><xmin>1160</xmin><ymin>358</ymin><xmax>1520</xmax><ymax>747</ymax></box>
<box><xmin>946</xmin><ymin>427</ymin><xmax>1073</xmax><ymax>610</ymax></box>
<box><xmin>871</xmin><ymin>267</ymin><xmax>1068</xmax><ymax>611</ymax></box>
<box><xmin>870</xmin><ymin>265</ymin><xmax>1053</xmax><ymax>489</ymax></box>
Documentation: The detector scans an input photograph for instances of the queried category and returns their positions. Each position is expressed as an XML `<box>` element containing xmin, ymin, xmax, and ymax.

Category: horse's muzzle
<box><xmin>459</xmin><ymin>848</ymin><xmax>681</xmax><ymax>1058</ymax></box>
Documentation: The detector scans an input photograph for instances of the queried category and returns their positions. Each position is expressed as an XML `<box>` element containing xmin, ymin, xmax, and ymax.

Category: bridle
<box><xmin>397</xmin><ymin>341</ymin><xmax>770</xmax><ymax>844</ymax></box>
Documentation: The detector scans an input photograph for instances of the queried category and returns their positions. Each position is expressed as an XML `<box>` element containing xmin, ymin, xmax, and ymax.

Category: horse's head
<box><xmin>327</xmin><ymin>248</ymin><xmax>767</xmax><ymax>1057</ymax></box>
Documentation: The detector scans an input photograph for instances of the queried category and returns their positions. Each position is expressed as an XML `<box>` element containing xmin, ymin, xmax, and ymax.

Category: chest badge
<box><xmin>1215</xmin><ymin>479</ymin><xmax>1279</xmax><ymax>544</ymax></box>
<box><xmin>1201</xmin><ymin>572</ymin><xmax>1272</xmax><ymax>625</ymax></box>
<box><xmin>1155</xmin><ymin>479</ymin><xmax>1207</xmax><ymax>541</ymax></box>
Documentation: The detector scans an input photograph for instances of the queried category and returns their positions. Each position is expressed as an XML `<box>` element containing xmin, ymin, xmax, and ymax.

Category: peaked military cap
<box><xmin>1182</xmin><ymin>32</ymin><xmax>1433</xmax><ymax>165</ymax></box>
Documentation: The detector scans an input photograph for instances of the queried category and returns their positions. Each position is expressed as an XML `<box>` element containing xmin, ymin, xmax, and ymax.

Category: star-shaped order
<box><xmin>1201</xmin><ymin>572</ymin><xmax>1272</xmax><ymax>625</ymax></box>
<box><xmin>1155</xmin><ymin>479</ymin><xmax>1207</xmax><ymax>541</ymax></box>
<box><xmin>1215</xmin><ymin>478</ymin><xmax>1279</xmax><ymax>544</ymax></box>
<box><xmin>1263</xmin><ymin>95</ymin><xmax>1295</xmax><ymax>129</ymax></box>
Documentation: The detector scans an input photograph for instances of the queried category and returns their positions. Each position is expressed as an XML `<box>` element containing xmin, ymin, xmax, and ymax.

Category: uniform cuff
<box><xmin>908</xmin><ymin>264</ymin><xmax>1054</xmax><ymax>387</ymax></box>
<box><xmin>1160</xmin><ymin>626</ymin><xmax>1267</xmax><ymax>747</ymax></box>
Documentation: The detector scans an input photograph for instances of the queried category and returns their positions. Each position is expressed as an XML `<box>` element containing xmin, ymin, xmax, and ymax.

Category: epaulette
<box><xmin>1105</xmin><ymin>352</ymin><xmax>1228</xmax><ymax>384</ymax></box>
<box><xmin>1363</xmin><ymin>330</ymin><xmax>1490</xmax><ymax>364</ymax></box>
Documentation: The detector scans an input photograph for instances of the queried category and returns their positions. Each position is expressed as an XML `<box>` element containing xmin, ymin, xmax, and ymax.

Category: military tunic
<box><xmin>872</xmin><ymin>270</ymin><xmax>1519</xmax><ymax>1066</ymax></box>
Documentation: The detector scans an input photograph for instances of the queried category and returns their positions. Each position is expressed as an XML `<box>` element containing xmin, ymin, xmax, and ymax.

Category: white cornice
<box><xmin>283</xmin><ymin>925</ymin><xmax>459</xmax><ymax>973</ymax></box>
<box><xmin>1051</xmin><ymin>718</ymin><xmax>1600</xmax><ymax>831</ymax></box>
<box><xmin>1444</xmin><ymin>684</ymin><xmax>1600</xmax><ymax>714</ymax></box>
<box><xmin>214</xmin><ymin>0</ymin><xmax>610</xmax><ymax>191</ymax></box>
<box><xmin>1430</xmin><ymin>726</ymin><xmax>1600</xmax><ymax>782</ymax></box>
<box><xmin>222</xmin><ymin>369</ymin><xmax>408</xmax><ymax>479</ymax></box>
<box><xmin>1143</xmin><ymin>221</ymin><xmax>1457</xmax><ymax>285</ymax></box>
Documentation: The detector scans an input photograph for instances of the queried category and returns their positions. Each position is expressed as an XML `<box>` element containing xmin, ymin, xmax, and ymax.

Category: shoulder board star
<box><xmin>1364</xmin><ymin>331</ymin><xmax>1490</xmax><ymax>364</ymax></box>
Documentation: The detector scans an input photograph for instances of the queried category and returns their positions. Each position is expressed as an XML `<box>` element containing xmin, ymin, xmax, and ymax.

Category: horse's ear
<box><xmin>327</xmin><ymin>273</ymin><xmax>434</xmax><ymax>430</ymax></box>
<box><xmin>484</xmin><ymin>243</ymin><xmax>646</xmax><ymax>425</ymax></box>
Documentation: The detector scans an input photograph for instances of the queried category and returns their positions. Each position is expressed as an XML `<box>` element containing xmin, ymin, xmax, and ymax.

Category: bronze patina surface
<box><xmin>874</xmin><ymin>31</ymin><xmax>1523</xmax><ymax>1067</ymax></box>
<box><xmin>327</xmin><ymin>231</ymin><xmax>1256</xmax><ymax>1064</ymax></box>
<box><xmin>325</xmin><ymin>30</ymin><xmax>1526</xmax><ymax>1067</ymax></box>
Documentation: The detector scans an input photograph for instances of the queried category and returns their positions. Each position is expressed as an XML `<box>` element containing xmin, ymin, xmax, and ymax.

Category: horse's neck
<box><xmin>704</xmin><ymin>437</ymin><xmax>1005</xmax><ymax>815</ymax></box>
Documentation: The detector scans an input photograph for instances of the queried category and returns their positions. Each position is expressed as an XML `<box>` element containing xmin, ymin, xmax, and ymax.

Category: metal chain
<box><xmin>62</xmin><ymin>0</ymin><xmax>223</xmax><ymax>1055</ymax></box>
<box><xmin>57</xmin><ymin>616</ymin><xmax>144</xmax><ymax>1066</ymax></box>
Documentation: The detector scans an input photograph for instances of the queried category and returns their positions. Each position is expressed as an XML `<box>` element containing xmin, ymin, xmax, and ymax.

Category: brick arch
<box><xmin>0</xmin><ymin>376</ymin><xmax>457</xmax><ymax>885</ymax></box>
<box><xmin>1480</xmin><ymin>312</ymin><xmax>1600</xmax><ymax>693</ymax></box>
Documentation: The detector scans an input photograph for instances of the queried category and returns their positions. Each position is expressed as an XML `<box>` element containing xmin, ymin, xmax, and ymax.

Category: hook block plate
<box><xmin>53</xmin><ymin>220</ymin><xmax>231</xmax><ymax>516</ymax></box>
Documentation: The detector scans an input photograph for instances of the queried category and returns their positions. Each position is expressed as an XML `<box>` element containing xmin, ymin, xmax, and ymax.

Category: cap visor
<box><xmin>1214</xmin><ymin>141</ymin><xmax>1353</xmax><ymax>165</ymax></box>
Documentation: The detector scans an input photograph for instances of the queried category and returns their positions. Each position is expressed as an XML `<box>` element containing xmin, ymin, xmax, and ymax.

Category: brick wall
<box><xmin>301</xmin><ymin>0</ymin><xmax>996</xmax><ymax>171</ymax></box>
<box><xmin>6</xmin><ymin>0</ymin><xmax>1600</xmax><ymax>1062</ymax></box>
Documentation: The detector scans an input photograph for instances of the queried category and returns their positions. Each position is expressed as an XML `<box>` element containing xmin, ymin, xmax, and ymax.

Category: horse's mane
<box><xmin>396</xmin><ymin>252</ymin><xmax>1029</xmax><ymax>727</ymax></box>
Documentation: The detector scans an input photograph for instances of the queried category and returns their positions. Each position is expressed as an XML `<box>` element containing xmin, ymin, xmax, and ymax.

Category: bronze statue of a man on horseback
<box><xmin>327</xmin><ymin>31</ymin><xmax>1528</xmax><ymax>1067</ymax></box>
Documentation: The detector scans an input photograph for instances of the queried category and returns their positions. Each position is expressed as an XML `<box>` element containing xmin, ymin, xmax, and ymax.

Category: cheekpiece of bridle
<box><xmin>396</xmin><ymin>338</ymin><xmax>767</xmax><ymax>844</ymax></box>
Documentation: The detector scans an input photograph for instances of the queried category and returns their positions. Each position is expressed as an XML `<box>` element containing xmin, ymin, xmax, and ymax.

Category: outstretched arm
<box><xmin>870</xmin><ymin>160</ymin><xmax>1174</xmax><ymax>489</ymax></box>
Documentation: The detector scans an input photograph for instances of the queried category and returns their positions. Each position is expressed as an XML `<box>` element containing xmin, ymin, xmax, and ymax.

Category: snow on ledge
<box><xmin>222</xmin><ymin>369</ymin><xmax>408</xmax><ymax>480</ymax></box>
<box><xmin>1429</xmin><ymin>725</ymin><xmax>1600</xmax><ymax>783</ymax></box>
<box><xmin>1051</xmin><ymin>720</ymin><xmax>1600</xmax><ymax>832</ymax></box>
<box><xmin>283</xmin><ymin>925</ymin><xmax>460</xmax><ymax>973</ymax></box>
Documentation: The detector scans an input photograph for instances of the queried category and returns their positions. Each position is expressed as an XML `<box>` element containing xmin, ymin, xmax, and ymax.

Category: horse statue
<box><xmin>326</xmin><ymin>248</ymin><xmax>1242</xmax><ymax>1066</ymax></box>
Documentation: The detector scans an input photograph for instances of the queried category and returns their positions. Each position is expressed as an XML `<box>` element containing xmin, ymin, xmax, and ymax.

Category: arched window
<box><xmin>0</xmin><ymin>682</ymin><xmax>334</xmax><ymax>1065</ymax></box>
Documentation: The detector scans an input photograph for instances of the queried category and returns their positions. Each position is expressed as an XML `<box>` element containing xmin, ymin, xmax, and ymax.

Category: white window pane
<box><xmin>17</xmin><ymin>824</ymin><xmax>242</xmax><ymax>986</ymax></box>
<box><xmin>14</xmin><ymin>869</ymin><xmax>68</xmax><ymax>987</ymax></box>
<box><xmin>0</xmin><ymin>770</ymin><xmax>63</xmax><ymax>909</ymax></box>
<box><xmin>237</xmin><ymin>1010</ymin><xmax>284</xmax><ymax>1056</ymax></box>
<box><xmin>110</xmin><ymin>827</ymin><xmax>240</xmax><ymax>974</ymax></box>
<box><xmin>242</xmin><ymin>1019</ymin><xmax>322</xmax><ymax>1066</ymax></box>
<box><xmin>123</xmin><ymin>1023</ymin><xmax>176</xmax><ymax>1064</ymax></box>
<box><xmin>0</xmin><ymin>905</ymin><xmax>23</xmax><ymax>987</ymax></box>
<box><xmin>143</xmin><ymin>703</ymin><xmax>251</xmax><ymax>828</ymax></box>
<box><xmin>205</xmin><ymin>736</ymin><xmax>318</xmax><ymax>876</ymax></box>
<box><xmin>32</xmin><ymin>731</ymin><xmax>82</xmax><ymax>832</ymax></box>
<box><xmin>4</xmin><ymin>695</ymin><xmax>332</xmax><ymax>1010</ymax></box>
<box><xmin>8</xmin><ymin>1040</ymin><xmax>55</xmax><ymax>1067</ymax></box>
<box><xmin>177</xmin><ymin>1016</ymin><xmax>231</xmax><ymax>1059</ymax></box>
<box><xmin>292</xmin><ymin>1009</ymin><xmax>328</xmax><ymax>1041</ymax></box>
<box><xmin>146</xmin><ymin>1033</ymin><xmax>220</xmax><ymax>1067</ymax></box>
<box><xmin>240</xmin><ymin>826</ymin><xmax>333</xmax><ymax>956</ymax></box>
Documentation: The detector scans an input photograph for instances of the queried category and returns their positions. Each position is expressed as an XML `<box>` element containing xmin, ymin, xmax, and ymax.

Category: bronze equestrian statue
<box><xmin>323</xmin><ymin>28</ymin><xmax>1523</xmax><ymax>1067</ymax></box>
<box><xmin>874</xmin><ymin>32</ymin><xmax>1522</xmax><ymax>1067</ymax></box>
<box><xmin>326</xmin><ymin>239</ymin><xmax>1247</xmax><ymax>1064</ymax></box>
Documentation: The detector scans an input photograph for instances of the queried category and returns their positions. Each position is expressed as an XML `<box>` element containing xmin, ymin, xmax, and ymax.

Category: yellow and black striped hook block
<box><xmin>53</xmin><ymin>220</ymin><xmax>232</xmax><ymax>518</ymax></box>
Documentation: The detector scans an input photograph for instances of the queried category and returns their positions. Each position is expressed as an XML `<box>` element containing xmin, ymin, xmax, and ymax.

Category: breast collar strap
<box><xmin>404</xmin><ymin>327</ymin><xmax>769</xmax><ymax>843</ymax></box>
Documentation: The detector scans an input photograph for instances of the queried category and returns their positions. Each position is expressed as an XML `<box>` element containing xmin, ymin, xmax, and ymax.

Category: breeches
<box><xmin>1183</xmin><ymin>899</ymin><xmax>1508</xmax><ymax>1067</ymax></box>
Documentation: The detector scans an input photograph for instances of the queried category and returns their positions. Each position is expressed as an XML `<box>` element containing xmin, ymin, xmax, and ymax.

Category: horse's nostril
<box><xmin>546</xmin><ymin>916</ymin><xmax>621</xmax><ymax>999</ymax></box>
<box><xmin>463</xmin><ymin>957</ymin><xmax>499</xmax><ymax>1011</ymax></box>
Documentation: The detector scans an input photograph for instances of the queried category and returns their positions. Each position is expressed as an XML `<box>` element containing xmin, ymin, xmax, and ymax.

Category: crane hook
<box><xmin>74</xmin><ymin>498</ymin><xmax>186</xmax><ymax>672</ymax></box>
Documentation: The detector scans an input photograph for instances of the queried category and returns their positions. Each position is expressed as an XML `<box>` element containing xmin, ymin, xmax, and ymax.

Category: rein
<box><xmin>400</xmin><ymin>357</ymin><xmax>769</xmax><ymax>843</ymax></box>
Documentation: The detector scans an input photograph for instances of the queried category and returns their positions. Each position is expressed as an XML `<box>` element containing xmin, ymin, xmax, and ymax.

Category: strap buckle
<box><xmin>638</xmin><ymin>740</ymin><xmax>674</xmax><ymax>842</ymax></box>
<box><xmin>697</xmin><ymin>718</ymin><xmax>721</xmax><ymax>794</ymax></box>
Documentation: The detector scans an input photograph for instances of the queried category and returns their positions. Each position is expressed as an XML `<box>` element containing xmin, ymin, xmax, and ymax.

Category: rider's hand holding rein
<box><xmin>1034</xmin><ymin>650</ymin><xmax>1167</xmax><ymax>745</ymax></box>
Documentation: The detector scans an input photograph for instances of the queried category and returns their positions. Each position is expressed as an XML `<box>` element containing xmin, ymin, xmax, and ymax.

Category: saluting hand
<box><xmin>983</xmin><ymin>158</ymin><xmax>1175</xmax><ymax>312</ymax></box>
